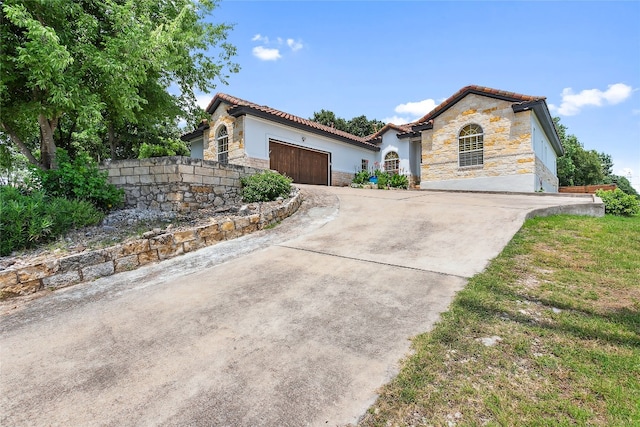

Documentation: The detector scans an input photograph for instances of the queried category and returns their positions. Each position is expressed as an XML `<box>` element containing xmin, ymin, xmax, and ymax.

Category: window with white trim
<box><xmin>217</xmin><ymin>126</ymin><xmax>228</xmax><ymax>164</ymax></box>
<box><xmin>458</xmin><ymin>124</ymin><xmax>483</xmax><ymax>167</ymax></box>
<box><xmin>384</xmin><ymin>151</ymin><xmax>399</xmax><ymax>175</ymax></box>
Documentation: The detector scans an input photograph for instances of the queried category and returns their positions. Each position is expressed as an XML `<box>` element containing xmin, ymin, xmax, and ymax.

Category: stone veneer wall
<box><xmin>100</xmin><ymin>156</ymin><xmax>263</xmax><ymax>212</ymax></box>
<box><xmin>332</xmin><ymin>171</ymin><xmax>354</xmax><ymax>187</ymax></box>
<box><xmin>535</xmin><ymin>157</ymin><xmax>559</xmax><ymax>192</ymax></box>
<box><xmin>421</xmin><ymin>94</ymin><xmax>535</xmax><ymax>189</ymax></box>
<box><xmin>0</xmin><ymin>191</ymin><xmax>303</xmax><ymax>299</ymax></box>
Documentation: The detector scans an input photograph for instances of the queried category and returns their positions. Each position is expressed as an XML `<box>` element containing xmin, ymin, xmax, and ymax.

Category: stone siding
<box><xmin>101</xmin><ymin>157</ymin><xmax>263</xmax><ymax>213</ymax></box>
<box><xmin>0</xmin><ymin>191</ymin><xmax>303</xmax><ymax>299</ymax></box>
<box><xmin>421</xmin><ymin>94</ymin><xmax>535</xmax><ymax>190</ymax></box>
<box><xmin>535</xmin><ymin>156</ymin><xmax>559</xmax><ymax>192</ymax></box>
<box><xmin>332</xmin><ymin>170</ymin><xmax>354</xmax><ymax>187</ymax></box>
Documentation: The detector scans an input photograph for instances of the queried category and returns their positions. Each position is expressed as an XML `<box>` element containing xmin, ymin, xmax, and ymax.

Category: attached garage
<box><xmin>269</xmin><ymin>139</ymin><xmax>330</xmax><ymax>185</ymax></box>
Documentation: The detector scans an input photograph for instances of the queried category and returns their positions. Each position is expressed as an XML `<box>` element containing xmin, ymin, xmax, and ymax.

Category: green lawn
<box><xmin>358</xmin><ymin>215</ymin><xmax>640</xmax><ymax>427</ymax></box>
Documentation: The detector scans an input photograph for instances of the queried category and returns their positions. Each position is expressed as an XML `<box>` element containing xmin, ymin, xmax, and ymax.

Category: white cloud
<box><xmin>252</xmin><ymin>34</ymin><xmax>268</xmax><ymax>43</ymax></box>
<box><xmin>287</xmin><ymin>38</ymin><xmax>303</xmax><ymax>52</ymax></box>
<box><xmin>382</xmin><ymin>115</ymin><xmax>412</xmax><ymax>125</ymax></box>
<box><xmin>394</xmin><ymin>99</ymin><xmax>437</xmax><ymax>117</ymax></box>
<box><xmin>555</xmin><ymin>83</ymin><xmax>633</xmax><ymax>116</ymax></box>
<box><xmin>252</xmin><ymin>46</ymin><xmax>281</xmax><ymax>61</ymax></box>
<box><xmin>632</xmin><ymin>109</ymin><xmax>640</xmax><ymax>115</ymax></box>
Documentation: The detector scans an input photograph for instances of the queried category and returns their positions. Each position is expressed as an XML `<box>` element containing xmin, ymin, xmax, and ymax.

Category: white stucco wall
<box><xmin>378</xmin><ymin>130</ymin><xmax>411</xmax><ymax>175</ymax></box>
<box><xmin>243</xmin><ymin>115</ymin><xmax>377</xmax><ymax>176</ymax></box>
<box><xmin>420</xmin><ymin>174</ymin><xmax>535</xmax><ymax>192</ymax></box>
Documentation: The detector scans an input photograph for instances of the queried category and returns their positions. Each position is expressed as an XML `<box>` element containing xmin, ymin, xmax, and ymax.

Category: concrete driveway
<box><xmin>0</xmin><ymin>186</ymin><xmax>600</xmax><ymax>426</ymax></box>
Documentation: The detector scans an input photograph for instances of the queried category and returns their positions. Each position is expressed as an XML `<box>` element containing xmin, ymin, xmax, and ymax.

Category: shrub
<box><xmin>138</xmin><ymin>139</ymin><xmax>189</xmax><ymax>158</ymax></box>
<box><xmin>596</xmin><ymin>188</ymin><xmax>640</xmax><ymax>216</ymax></box>
<box><xmin>375</xmin><ymin>170</ymin><xmax>390</xmax><ymax>189</ymax></box>
<box><xmin>353</xmin><ymin>169</ymin><xmax>370</xmax><ymax>185</ymax></box>
<box><xmin>389</xmin><ymin>173</ymin><xmax>409</xmax><ymax>189</ymax></box>
<box><xmin>31</xmin><ymin>149</ymin><xmax>123</xmax><ymax>211</ymax></box>
<box><xmin>0</xmin><ymin>186</ymin><xmax>103</xmax><ymax>256</ymax></box>
<box><xmin>241</xmin><ymin>170</ymin><xmax>293</xmax><ymax>202</ymax></box>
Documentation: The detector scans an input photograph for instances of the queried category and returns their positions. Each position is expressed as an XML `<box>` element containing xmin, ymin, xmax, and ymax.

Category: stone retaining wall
<box><xmin>100</xmin><ymin>156</ymin><xmax>263</xmax><ymax>212</ymax></box>
<box><xmin>0</xmin><ymin>192</ymin><xmax>303</xmax><ymax>299</ymax></box>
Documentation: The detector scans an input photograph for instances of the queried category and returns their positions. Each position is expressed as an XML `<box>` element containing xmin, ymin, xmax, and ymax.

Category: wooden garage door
<box><xmin>269</xmin><ymin>140</ymin><xmax>329</xmax><ymax>185</ymax></box>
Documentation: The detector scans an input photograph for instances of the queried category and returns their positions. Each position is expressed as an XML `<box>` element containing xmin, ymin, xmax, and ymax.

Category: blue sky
<box><xmin>198</xmin><ymin>1</ymin><xmax>640</xmax><ymax>190</ymax></box>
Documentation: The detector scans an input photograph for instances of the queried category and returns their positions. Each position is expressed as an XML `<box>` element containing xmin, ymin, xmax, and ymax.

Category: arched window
<box><xmin>458</xmin><ymin>124</ymin><xmax>483</xmax><ymax>167</ymax></box>
<box><xmin>384</xmin><ymin>151</ymin><xmax>399</xmax><ymax>174</ymax></box>
<box><xmin>217</xmin><ymin>126</ymin><xmax>229</xmax><ymax>164</ymax></box>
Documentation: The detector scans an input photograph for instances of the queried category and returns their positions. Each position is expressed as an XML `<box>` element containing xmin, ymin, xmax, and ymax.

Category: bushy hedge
<box><xmin>31</xmin><ymin>149</ymin><xmax>123</xmax><ymax>211</ymax></box>
<box><xmin>0</xmin><ymin>186</ymin><xmax>103</xmax><ymax>256</ymax></box>
<box><xmin>390</xmin><ymin>173</ymin><xmax>409</xmax><ymax>189</ymax></box>
<box><xmin>595</xmin><ymin>188</ymin><xmax>640</xmax><ymax>216</ymax></box>
<box><xmin>241</xmin><ymin>171</ymin><xmax>293</xmax><ymax>202</ymax></box>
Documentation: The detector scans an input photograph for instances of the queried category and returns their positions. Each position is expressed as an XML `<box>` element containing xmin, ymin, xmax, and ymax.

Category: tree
<box><xmin>1</xmin><ymin>0</ymin><xmax>238</xmax><ymax>169</ymax></box>
<box><xmin>310</xmin><ymin>110</ymin><xmax>385</xmax><ymax>137</ymax></box>
<box><xmin>553</xmin><ymin>117</ymin><xmax>603</xmax><ymax>186</ymax></box>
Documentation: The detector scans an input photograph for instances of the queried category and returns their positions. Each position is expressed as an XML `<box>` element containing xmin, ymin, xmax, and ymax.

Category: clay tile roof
<box><xmin>413</xmin><ymin>85</ymin><xmax>546</xmax><ymax>125</ymax></box>
<box><xmin>210</xmin><ymin>93</ymin><xmax>379</xmax><ymax>149</ymax></box>
<box><xmin>364</xmin><ymin>122</ymin><xmax>414</xmax><ymax>141</ymax></box>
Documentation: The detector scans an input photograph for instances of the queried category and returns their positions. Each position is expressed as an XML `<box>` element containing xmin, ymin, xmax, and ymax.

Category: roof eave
<box><xmin>512</xmin><ymin>101</ymin><xmax>564</xmax><ymax>156</ymax></box>
<box><xmin>180</xmin><ymin>124</ymin><xmax>209</xmax><ymax>141</ymax></box>
<box><xmin>228</xmin><ymin>105</ymin><xmax>380</xmax><ymax>152</ymax></box>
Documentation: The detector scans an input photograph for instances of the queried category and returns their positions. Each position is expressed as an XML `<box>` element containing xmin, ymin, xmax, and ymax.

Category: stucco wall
<box><xmin>378</xmin><ymin>130</ymin><xmax>412</xmax><ymax>176</ymax></box>
<box><xmin>420</xmin><ymin>94</ymin><xmax>537</xmax><ymax>192</ymax></box>
<box><xmin>243</xmin><ymin>115</ymin><xmax>377</xmax><ymax>183</ymax></box>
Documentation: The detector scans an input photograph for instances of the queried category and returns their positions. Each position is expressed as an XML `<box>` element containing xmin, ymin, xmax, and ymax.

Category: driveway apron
<box><xmin>0</xmin><ymin>186</ymin><xmax>597</xmax><ymax>426</ymax></box>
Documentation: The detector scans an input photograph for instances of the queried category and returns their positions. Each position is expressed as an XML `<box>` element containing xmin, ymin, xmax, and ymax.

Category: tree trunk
<box><xmin>38</xmin><ymin>114</ymin><xmax>58</xmax><ymax>169</ymax></box>
<box><xmin>0</xmin><ymin>122</ymin><xmax>44</xmax><ymax>170</ymax></box>
<box><xmin>108</xmin><ymin>122</ymin><xmax>117</xmax><ymax>159</ymax></box>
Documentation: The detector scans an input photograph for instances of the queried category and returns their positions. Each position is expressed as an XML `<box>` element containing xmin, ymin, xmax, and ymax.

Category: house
<box><xmin>182</xmin><ymin>85</ymin><xmax>563</xmax><ymax>192</ymax></box>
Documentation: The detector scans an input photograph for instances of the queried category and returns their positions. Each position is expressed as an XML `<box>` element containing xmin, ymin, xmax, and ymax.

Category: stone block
<box><xmin>0</xmin><ymin>279</ymin><xmax>42</xmax><ymax>298</ymax></box>
<box><xmin>234</xmin><ymin>217</ymin><xmax>251</xmax><ymax>229</ymax></box>
<box><xmin>178</xmin><ymin>165</ymin><xmax>194</xmax><ymax>175</ymax></box>
<box><xmin>183</xmin><ymin>239</ymin><xmax>206</xmax><ymax>253</ymax></box>
<box><xmin>114</xmin><ymin>255</ymin><xmax>139</xmax><ymax>273</ymax></box>
<box><xmin>183</xmin><ymin>174</ymin><xmax>203</xmax><ymax>184</ymax></box>
<box><xmin>150</xmin><ymin>165</ymin><xmax>165</xmax><ymax>175</ymax></box>
<box><xmin>119</xmin><ymin>240</ymin><xmax>150</xmax><ymax>256</ymax></box>
<box><xmin>82</xmin><ymin>261</ymin><xmax>115</xmax><ymax>281</ymax></box>
<box><xmin>120</xmin><ymin>167</ymin><xmax>135</xmax><ymax>176</ymax></box>
<box><xmin>108</xmin><ymin>168</ymin><xmax>120</xmax><ymax>177</ymax></box>
<box><xmin>202</xmin><ymin>175</ymin><xmax>220</xmax><ymax>185</ymax></box>
<box><xmin>42</xmin><ymin>270</ymin><xmax>82</xmax><ymax>289</ymax></box>
<box><xmin>0</xmin><ymin>270</ymin><xmax>18</xmax><ymax>288</ymax></box>
<box><xmin>196</xmin><ymin>224</ymin><xmax>220</xmax><ymax>238</ymax></box>
<box><xmin>126</xmin><ymin>175</ymin><xmax>140</xmax><ymax>184</ymax></box>
<box><xmin>134</xmin><ymin>166</ymin><xmax>150</xmax><ymax>175</ymax></box>
<box><xmin>139</xmin><ymin>175</ymin><xmax>154</xmax><ymax>184</ymax></box>
<box><xmin>138</xmin><ymin>250</ymin><xmax>159</xmax><ymax>265</ymax></box>
<box><xmin>157</xmin><ymin>244</ymin><xmax>184</xmax><ymax>260</ymax></box>
<box><xmin>173</xmin><ymin>230</ymin><xmax>195</xmax><ymax>244</ymax></box>
<box><xmin>17</xmin><ymin>262</ymin><xmax>58</xmax><ymax>283</ymax></box>
<box><xmin>59</xmin><ymin>250</ymin><xmax>108</xmax><ymax>272</ymax></box>
<box><xmin>150</xmin><ymin>234</ymin><xmax>174</xmax><ymax>249</ymax></box>
<box><xmin>249</xmin><ymin>214</ymin><xmax>260</xmax><ymax>224</ymax></box>
<box><xmin>220</xmin><ymin>220</ymin><xmax>235</xmax><ymax>232</ymax></box>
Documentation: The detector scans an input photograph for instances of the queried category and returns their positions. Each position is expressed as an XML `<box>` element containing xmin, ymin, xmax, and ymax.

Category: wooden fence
<box><xmin>559</xmin><ymin>184</ymin><xmax>616</xmax><ymax>194</ymax></box>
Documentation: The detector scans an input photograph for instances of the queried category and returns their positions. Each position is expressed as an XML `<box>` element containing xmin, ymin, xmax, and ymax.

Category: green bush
<box><xmin>241</xmin><ymin>170</ymin><xmax>293</xmax><ymax>202</ymax></box>
<box><xmin>389</xmin><ymin>173</ymin><xmax>409</xmax><ymax>189</ymax></box>
<box><xmin>353</xmin><ymin>169</ymin><xmax>371</xmax><ymax>185</ymax></box>
<box><xmin>596</xmin><ymin>188</ymin><xmax>640</xmax><ymax>216</ymax></box>
<box><xmin>375</xmin><ymin>170</ymin><xmax>390</xmax><ymax>189</ymax></box>
<box><xmin>0</xmin><ymin>186</ymin><xmax>103</xmax><ymax>256</ymax></box>
<box><xmin>138</xmin><ymin>139</ymin><xmax>189</xmax><ymax>158</ymax></box>
<box><xmin>32</xmin><ymin>149</ymin><xmax>123</xmax><ymax>211</ymax></box>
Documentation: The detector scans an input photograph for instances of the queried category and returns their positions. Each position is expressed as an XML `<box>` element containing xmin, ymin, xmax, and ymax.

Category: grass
<box><xmin>358</xmin><ymin>214</ymin><xmax>640</xmax><ymax>427</ymax></box>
